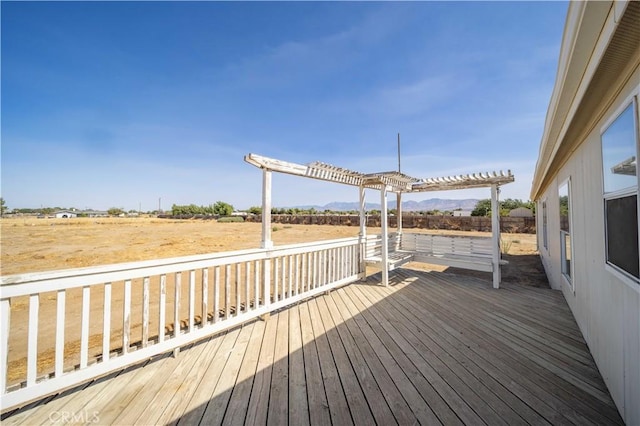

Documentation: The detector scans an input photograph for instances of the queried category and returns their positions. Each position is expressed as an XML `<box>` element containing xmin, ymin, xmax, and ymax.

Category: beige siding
<box><xmin>537</xmin><ymin>68</ymin><xmax>640</xmax><ymax>424</ymax></box>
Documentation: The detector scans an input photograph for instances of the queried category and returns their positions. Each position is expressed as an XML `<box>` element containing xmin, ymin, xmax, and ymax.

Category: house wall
<box><xmin>536</xmin><ymin>69</ymin><xmax>640</xmax><ymax>424</ymax></box>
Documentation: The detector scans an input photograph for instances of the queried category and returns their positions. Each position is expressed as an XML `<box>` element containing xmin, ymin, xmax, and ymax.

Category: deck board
<box><xmin>2</xmin><ymin>268</ymin><xmax>624</xmax><ymax>425</ymax></box>
<box><xmin>352</xmin><ymin>280</ymin><xmax>554</xmax><ymax>426</ymax></box>
<box><xmin>297</xmin><ymin>302</ymin><xmax>331</xmax><ymax>426</ymax></box>
<box><xmin>222</xmin><ymin>320</ymin><xmax>266</xmax><ymax>426</ymax></box>
<box><xmin>305</xmin><ymin>298</ymin><xmax>353</xmax><ymax>426</ymax></box>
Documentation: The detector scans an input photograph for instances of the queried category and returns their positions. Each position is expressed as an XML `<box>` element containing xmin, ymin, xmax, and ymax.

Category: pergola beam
<box><xmin>245</xmin><ymin>153</ymin><xmax>514</xmax><ymax>193</ymax></box>
<box><xmin>245</xmin><ymin>152</ymin><xmax>514</xmax><ymax>288</ymax></box>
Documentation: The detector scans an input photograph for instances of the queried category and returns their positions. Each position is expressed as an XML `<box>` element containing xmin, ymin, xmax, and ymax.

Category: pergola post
<box><xmin>397</xmin><ymin>192</ymin><xmax>403</xmax><ymax>236</ymax></box>
<box><xmin>380</xmin><ymin>185</ymin><xmax>389</xmax><ymax>287</ymax></box>
<box><xmin>491</xmin><ymin>184</ymin><xmax>501</xmax><ymax>289</ymax></box>
<box><xmin>261</xmin><ymin>169</ymin><xmax>273</xmax><ymax>249</ymax></box>
<box><xmin>358</xmin><ymin>186</ymin><xmax>367</xmax><ymax>280</ymax></box>
<box><xmin>261</xmin><ymin>169</ymin><xmax>272</xmax><ymax>312</ymax></box>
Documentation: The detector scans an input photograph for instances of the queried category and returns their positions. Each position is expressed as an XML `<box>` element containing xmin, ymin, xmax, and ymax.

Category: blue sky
<box><xmin>2</xmin><ymin>1</ymin><xmax>567</xmax><ymax>211</ymax></box>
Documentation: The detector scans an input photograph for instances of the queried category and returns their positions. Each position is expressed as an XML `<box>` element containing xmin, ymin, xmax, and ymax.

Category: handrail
<box><xmin>0</xmin><ymin>237</ymin><xmax>363</xmax><ymax>411</ymax></box>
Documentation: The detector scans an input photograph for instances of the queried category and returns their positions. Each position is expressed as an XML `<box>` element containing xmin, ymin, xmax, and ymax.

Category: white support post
<box><xmin>358</xmin><ymin>186</ymin><xmax>367</xmax><ymax>279</ymax></box>
<box><xmin>381</xmin><ymin>185</ymin><xmax>389</xmax><ymax>287</ymax></box>
<box><xmin>1</xmin><ymin>299</ymin><xmax>10</xmax><ymax>393</ymax></box>
<box><xmin>491</xmin><ymin>184</ymin><xmax>501</xmax><ymax>289</ymax></box>
<box><xmin>397</xmin><ymin>192</ymin><xmax>403</xmax><ymax>236</ymax></box>
<box><xmin>261</xmin><ymin>169</ymin><xmax>273</xmax><ymax>249</ymax></box>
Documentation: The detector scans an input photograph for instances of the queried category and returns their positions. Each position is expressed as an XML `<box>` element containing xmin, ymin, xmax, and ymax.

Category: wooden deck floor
<box><xmin>2</xmin><ymin>268</ymin><xmax>623</xmax><ymax>425</ymax></box>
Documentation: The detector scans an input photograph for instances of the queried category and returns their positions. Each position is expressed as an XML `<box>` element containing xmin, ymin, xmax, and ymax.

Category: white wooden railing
<box><xmin>0</xmin><ymin>237</ymin><xmax>363</xmax><ymax>411</ymax></box>
<box><xmin>365</xmin><ymin>233</ymin><xmax>502</xmax><ymax>274</ymax></box>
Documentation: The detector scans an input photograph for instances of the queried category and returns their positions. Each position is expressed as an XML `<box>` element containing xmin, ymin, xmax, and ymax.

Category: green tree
<box><xmin>213</xmin><ymin>201</ymin><xmax>233</xmax><ymax>216</ymax></box>
<box><xmin>248</xmin><ymin>206</ymin><xmax>262</xmax><ymax>215</ymax></box>
<box><xmin>0</xmin><ymin>198</ymin><xmax>6</xmax><ymax>217</ymax></box>
<box><xmin>108</xmin><ymin>207</ymin><xmax>124</xmax><ymax>216</ymax></box>
<box><xmin>471</xmin><ymin>199</ymin><xmax>492</xmax><ymax>217</ymax></box>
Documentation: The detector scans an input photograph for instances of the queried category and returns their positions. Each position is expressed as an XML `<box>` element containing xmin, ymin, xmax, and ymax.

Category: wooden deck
<box><xmin>2</xmin><ymin>268</ymin><xmax>623</xmax><ymax>425</ymax></box>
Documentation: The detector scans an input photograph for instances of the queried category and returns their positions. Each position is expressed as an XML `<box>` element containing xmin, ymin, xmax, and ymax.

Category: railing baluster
<box><xmin>263</xmin><ymin>258</ymin><xmax>270</xmax><ymax>309</ymax></box>
<box><xmin>214</xmin><ymin>266</ymin><xmax>220</xmax><ymax>323</ymax></box>
<box><xmin>324</xmin><ymin>250</ymin><xmax>329</xmax><ymax>285</ymax></box>
<box><xmin>344</xmin><ymin>246</ymin><xmax>349</xmax><ymax>278</ymax></box>
<box><xmin>174</xmin><ymin>273</ymin><xmax>181</xmax><ymax>337</ymax></box>
<box><xmin>80</xmin><ymin>286</ymin><xmax>90</xmax><ymax>368</ymax></box>
<box><xmin>159</xmin><ymin>275</ymin><xmax>166</xmax><ymax>343</ymax></box>
<box><xmin>102</xmin><ymin>284</ymin><xmax>111</xmax><ymax>363</ymax></box>
<box><xmin>56</xmin><ymin>289</ymin><xmax>66</xmax><ymax>375</ymax></box>
<box><xmin>123</xmin><ymin>280</ymin><xmax>131</xmax><ymax>354</ymax></box>
<box><xmin>142</xmin><ymin>277</ymin><xmax>150</xmax><ymax>347</ymax></box>
<box><xmin>320</xmin><ymin>250</ymin><xmax>325</xmax><ymax>286</ymax></box>
<box><xmin>281</xmin><ymin>257</ymin><xmax>286</xmax><ymax>300</ymax></box>
<box><xmin>313</xmin><ymin>251</ymin><xmax>318</xmax><ymax>289</ymax></box>
<box><xmin>295</xmin><ymin>254</ymin><xmax>300</xmax><ymax>295</ymax></box>
<box><xmin>1</xmin><ymin>299</ymin><xmax>11</xmax><ymax>392</ymax></box>
<box><xmin>189</xmin><ymin>270</ymin><xmax>196</xmax><ymax>331</ymax></box>
<box><xmin>245</xmin><ymin>261</ymin><xmax>250</xmax><ymax>313</ymax></box>
<box><xmin>27</xmin><ymin>294</ymin><xmax>39</xmax><ymax>385</ymax></box>
<box><xmin>225</xmin><ymin>265</ymin><xmax>231</xmax><ymax>319</ymax></box>
<box><xmin>307</xmin><ymin>252</ymin><xmax>312</xmax><ymax>291</ymax></box>
<box><xmin>288</xmin><ymin>255</ymin><xmax>293</xmax><ymax>298</ymax></box>
<box><xmin>274</xmin><ymin>257</ymin><xmax>280</xmax><ymax>301</ymax></box>
<box><xmin>345</xmin><ymin>246</ymin><xmax>349</xmax><ymax>279</ymax></box>
<box><xmin>235</xmin><ymin>264</ymin><xmax>241</xmax><ymax>317</ymax></box>
<box><xmin>301</xmin><ymin>253</ymin><xmax>306</xmax><ymax>293</ymax></box>
<box><xmin>329</xmin><ymin>249</ymin><xmax>334</xmax><ymax>283</ymax></box>
<box><xmin>254</xmin><ymin>260</ymin><xmax>260</xmax><ymax>308</ymax></box>
<box><xmin>202</xmin><ymin>268</ymin><xmax>209</xmax><ymax>326</ymax></box>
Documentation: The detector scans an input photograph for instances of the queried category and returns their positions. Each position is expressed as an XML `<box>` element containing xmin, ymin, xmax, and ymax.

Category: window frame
<box><xmin>600</xmin><ymin>91</ymin><xmax>640</xmax><ymax>286</ymax></box>
<box><xmin>541</xmin><ymin>198</ymin><xmax>548</xmax><ymax>251</ymax></box>
<box><xmin>558</xmin><ymin>178</ymin><xmax>573</xmax><ymax>290</ymax></box>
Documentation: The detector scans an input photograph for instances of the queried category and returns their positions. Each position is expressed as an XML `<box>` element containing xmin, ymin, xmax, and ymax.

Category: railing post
<box><xmin>491</xmin><ymin>184</ymin><xmax>501</xmax><ymax>289</ymax></box>
<box><xmin>1</xmin><ymin>298</ymin><xmax>10</xmax><ymax>394</ymax></box>
<box><xmin>57</xmin><ymin>289</ymin><xmax>67</xmax><ymax>374</ymax></box>
<box><xmin>261</xmin><ymin>256</ymin><xmax>271</xmax><ymax>319</ymax></box>
<box><xmin>27</xmin><ymin>294</ymin><xmax>39</xmax><ymax>386</ymax></box>
<box><xmin>381</xmin><ymin>185</ymin><xmax>390</xmax><ymax>287</ymax></box>
<box><xmin>397</xmin><ymin>191</ymin><xmax>403</xmax><ymax>236</ymax></box>
<box><xmin>158</xmin><ymin>276</ymin><xmax>166</xmax><ymax>343</ymax></box>
<box><xmin>358</xmin><ymin>185</ymin><xmax>367</xmax><ymax>279</ymax></box>
<box><xmin>80</xmin><ymin>286</ymin><xmax>91</xmax><ymax>368</ymax></box>
<box><xmin>261</xmin><ymin>169</ymin><xmax>273</xmax><ymax>250</ymax></box>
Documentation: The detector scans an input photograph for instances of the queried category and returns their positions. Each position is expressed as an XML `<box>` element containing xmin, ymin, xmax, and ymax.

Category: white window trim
<box><xmin>559</xmin><ymin>177</ymin><xmax>574</xmax><ymax>292</ymax></box>
<box><xmin>600</xmin><ymin>88</ymin><xmax>640</xmax><ymax>287</ymax></box>
<box><xmin>541</xmin><ymin>198</ymin><xmax>549</xmax><ymax>253</ymax></box>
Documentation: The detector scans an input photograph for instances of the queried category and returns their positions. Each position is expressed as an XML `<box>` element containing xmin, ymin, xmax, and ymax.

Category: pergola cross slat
<box><xmin>245</xmin><ymin>153</ymin><xmax>514</xmax><ymax>288</ymax></box>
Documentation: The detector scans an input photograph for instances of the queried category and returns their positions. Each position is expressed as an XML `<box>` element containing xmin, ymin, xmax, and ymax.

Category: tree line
<box><xmin>170</xmin><ymin>201</ymin><xmax>234</xmax><ymax>216</ymax></box>
<box><xmin>0</xmin><ymin>197</ymin><xmax>536</xmax><ymax>219</ymax></box>
<box><xmin>470</xmin><ymin>198</ymin><xmax>536</xmax><ymax>217</ymax></box>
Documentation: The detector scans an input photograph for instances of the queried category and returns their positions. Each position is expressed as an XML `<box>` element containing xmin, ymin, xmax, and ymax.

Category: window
<box><xmin>559</xmin><ymin>180</ymin><xmax>572</xmax><ymax>283</ymax></box>
<box><xmin>601</xmin><ymin>100</ymin><xmax>639</xmax><ymax>281</ymax></box>
<box><xmin>542</xmin><ymin>200</ymin><xmax>548</xmax><ymax>250</ymax></box>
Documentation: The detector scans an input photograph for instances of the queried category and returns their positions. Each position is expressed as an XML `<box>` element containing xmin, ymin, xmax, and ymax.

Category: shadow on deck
<box><xmin>2</xmin><ymin>267</ymin><xmax>623</xmax><ymax>425</ymax></box>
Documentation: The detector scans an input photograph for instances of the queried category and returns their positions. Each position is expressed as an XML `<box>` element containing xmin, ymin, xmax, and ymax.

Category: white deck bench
<box><xmin>365</xmin><ymin>232</ymin><xmax>507</xmax><ymax>273</ymax></box>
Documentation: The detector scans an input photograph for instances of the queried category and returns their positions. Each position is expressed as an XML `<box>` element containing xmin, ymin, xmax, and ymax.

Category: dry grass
<box><xmin>1</xmin><ymin>217</ymin><xmax>538</xmax><ymax>385</ymax></box>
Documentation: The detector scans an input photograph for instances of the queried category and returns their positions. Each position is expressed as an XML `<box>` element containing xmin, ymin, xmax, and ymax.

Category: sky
<box><xmin>1</xmin><ymin>1</ymin><xmax>568</xmax><ymax>212</ymax></box>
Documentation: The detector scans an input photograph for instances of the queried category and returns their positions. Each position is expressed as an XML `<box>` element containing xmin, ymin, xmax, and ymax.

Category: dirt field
<box><xmin>1</xmin><ymin>217</ymin><xmax>539</xmax><ymax>275</ymax></box>
<box><xmin>0</xmin><ymin>217</ymin><xmax>546</xmax><ymax>386</ymax></box>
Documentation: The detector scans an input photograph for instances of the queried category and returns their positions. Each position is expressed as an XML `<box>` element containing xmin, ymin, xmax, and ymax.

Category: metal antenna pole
<box><xmin>396</xmin><ymin>133</ymin><xmax>403</xmax><ymax>234</ymax></box>
<box><xmin>397</xmin><ymin>133</ymin><xmax>401</xmax><ymax>173</ymax></box>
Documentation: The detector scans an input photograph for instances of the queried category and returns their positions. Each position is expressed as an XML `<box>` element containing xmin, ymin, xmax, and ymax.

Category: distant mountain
<box><xmin>290</xmin><ymin>198</ymin><xmax>479</xmax><ymax>212</ymax></box>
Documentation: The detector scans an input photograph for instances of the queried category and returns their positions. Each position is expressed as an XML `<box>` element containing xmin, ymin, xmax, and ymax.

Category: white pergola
<box><xmin>245</xmin><ymin>153</ymin><xmax>515</xmax><ymax>288</ymax></box>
